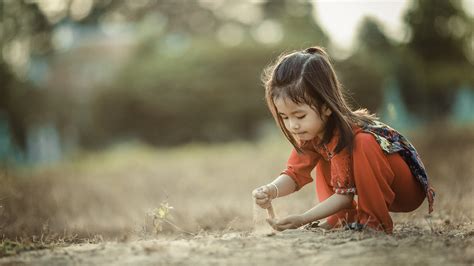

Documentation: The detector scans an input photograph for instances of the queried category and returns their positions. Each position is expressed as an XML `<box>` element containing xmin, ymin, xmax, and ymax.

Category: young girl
<box><xmin>252</xmin><ymin>46</ymin><xmax>435</xmax><ymax>234</ymax></box>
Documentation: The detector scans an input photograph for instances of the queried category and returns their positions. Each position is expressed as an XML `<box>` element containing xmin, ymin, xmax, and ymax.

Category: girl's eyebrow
<box><xmin>278</xmin><ymin>110</ymin><xmax>305</xmax><ymax>115</ymax></box>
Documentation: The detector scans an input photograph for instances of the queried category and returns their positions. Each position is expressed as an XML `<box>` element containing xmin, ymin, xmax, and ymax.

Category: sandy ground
<box><xmin>1</xmin><ymin>223</ymin><xmax>473</xmax><ymax>266</ymax></box>
<box><xmin>1</xmin><ymin>129</ymin><xmax>473</xmax><ymax>265</ymax></box>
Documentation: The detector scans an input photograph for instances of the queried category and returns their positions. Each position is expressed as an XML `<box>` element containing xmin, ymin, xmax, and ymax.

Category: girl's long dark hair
<box><xmin>262</xmin><ymin>46</ymin><xmax>377</xmax><ymax>154</ymax></box>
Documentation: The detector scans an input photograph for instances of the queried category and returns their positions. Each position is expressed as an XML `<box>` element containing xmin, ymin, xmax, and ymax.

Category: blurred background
<box><xmin>0</xmin><ymin>0</ymin><xmax>473</xmax><ymax>240</ymax></box>
<box><xmin>1</xmin><ymin>0</ymin><xmax>473</xmax><ymax>164</ymax></box>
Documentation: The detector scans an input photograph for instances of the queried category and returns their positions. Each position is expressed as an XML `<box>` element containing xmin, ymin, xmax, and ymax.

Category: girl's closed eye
<box><xmin>296</xmin><ymin>115</ymin><xmax>306</xmax><ymax>119</ymax></box>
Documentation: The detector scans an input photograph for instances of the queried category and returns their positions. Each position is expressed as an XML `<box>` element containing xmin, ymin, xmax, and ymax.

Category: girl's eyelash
<box><xmin>280</xmin><ymin>115</ymin><xmax>305</xmax><ymax>119</ymax></box>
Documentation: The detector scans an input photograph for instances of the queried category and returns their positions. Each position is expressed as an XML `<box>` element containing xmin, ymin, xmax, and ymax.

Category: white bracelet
<box><xmin>269</xmin><ymin>183</ymin><xmax>279</xmax><ymax>199</ymax></box>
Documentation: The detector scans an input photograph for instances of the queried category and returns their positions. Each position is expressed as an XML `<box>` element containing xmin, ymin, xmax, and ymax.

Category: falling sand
<box><xmin>252</xmin><ymin>202</ymin><xmax>276</xmax><ymax>236</ymax></box>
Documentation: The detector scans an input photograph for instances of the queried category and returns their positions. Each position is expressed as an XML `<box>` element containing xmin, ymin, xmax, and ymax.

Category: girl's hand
<box><xmin>252</xmin><ymin>184</ymin><xmax>276</xmax><ymax>209</ymax></box>
<box><xmin>266</xmin><ymin>215</ymin><xmax>307</xmax><ymax>231</ymax></box>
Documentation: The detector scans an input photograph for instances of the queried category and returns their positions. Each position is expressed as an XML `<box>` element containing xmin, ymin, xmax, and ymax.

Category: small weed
<box><xmin>147</xmin><ymin>202</ymin><xmax>174</xmax><ymax>234</ymax></box>
<box><xmin>146</xmin><ymin>201</ymin><xmax>195</xmax><ymax>236</ymax></box>
<box><xmin>0</xmin><ymin>239</ymin><xmax>49</xmax><ymax>257</ymax></box>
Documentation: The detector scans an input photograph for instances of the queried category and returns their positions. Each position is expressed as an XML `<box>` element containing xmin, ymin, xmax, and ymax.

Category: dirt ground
<box><xmin>0</xmin><ymin>127</ymin><xmax>473</xmax><ymax>265</ymax></box>
<box><xmin>1</xmin><ymin>223</ymin><xmax>473</xmax><ymax>265</ymax></box>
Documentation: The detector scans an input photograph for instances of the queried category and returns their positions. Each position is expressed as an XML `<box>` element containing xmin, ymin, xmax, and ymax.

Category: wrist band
<box><xmin>269</xmin><ymin>183</ymin><xmax>279</xmax><ymax>199</ymax></box>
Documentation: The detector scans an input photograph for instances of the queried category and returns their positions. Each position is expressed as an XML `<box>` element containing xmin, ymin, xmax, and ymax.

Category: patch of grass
<box><xmin>0</xmin><ymin>239</ymin><xmax>50</xmax><ymax>257</ymax></box>
<box><xmin>145</xmin><ymin>201</ymin><xmax>195</xmax><ymax>236</ymax></box>
<box><xmin>147</xmin><ymin>201</ymin><xmax>174</xmax><ymax>234</ymax></box>
<box><xmin>0</xmin><ymin>232</ymin><xmax>108</xmax><ymax>258</ymax></box>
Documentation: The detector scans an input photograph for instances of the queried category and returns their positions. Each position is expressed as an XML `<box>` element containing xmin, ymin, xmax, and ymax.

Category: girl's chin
<box><xmin>294</xmin><ymin>134</ymin><xmax>313</xmax><ymax>141</ymax></box>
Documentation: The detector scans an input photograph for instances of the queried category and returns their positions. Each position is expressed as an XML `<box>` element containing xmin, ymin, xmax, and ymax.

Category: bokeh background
<box><xmin>0</xmin><ymin>0</ymin><xmax>473</xmax><ymax>241</ymax></box>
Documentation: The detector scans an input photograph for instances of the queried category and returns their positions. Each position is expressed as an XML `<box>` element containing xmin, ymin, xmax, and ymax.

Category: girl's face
<box><xmin>274</xmin><ymin>97</ymin><xmax>332</xmax><ymax>142</ymax></box>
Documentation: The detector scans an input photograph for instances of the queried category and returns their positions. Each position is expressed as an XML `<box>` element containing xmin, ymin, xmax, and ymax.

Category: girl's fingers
<box><xmin>272</xmin><ymin>221</ymin><xmax>294</xmax><ymax>231</ymax></box>
<box><xmin>253</xmin><ymin>190</ymin><xmax>269</xmax><ymax>199</ymax></box>
<box><xmin>275</xmin><ymin>223</ymin><xmax>295</xmax><ymax>230</ymax></box>
<box><xmin>257</xmin><ymin>186</ymin><xmax>270</xmax><ymax>195</ymax></box>
<box><xmin>266</xmin><ymin>217</ymin><xmax>299</xmax><ymax>231</ymax></box>
<box><xmin>266</xmin><ymin>218</ymin><xmax>284</xmax><ymax>231</ymax></box>
<box><xmin>255</xmin><ymin>198</ymin><xmax>269</xmax><ymax>204</ymax></box>
<box><xmin>252</xmin><ymin>189</ymin><xmax>262</xmax><ymax>198</ymax></box>
<box><xmin>267</xmin><ymin>219</ymin><xmax>294</xmax><ymax>231</ymax></box>
<box><xmin>266</xmin><ymin>218</ymin><xmax>277</xmax><ymax>229</ymax></box>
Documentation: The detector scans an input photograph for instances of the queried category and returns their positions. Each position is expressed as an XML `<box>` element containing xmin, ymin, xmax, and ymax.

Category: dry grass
<box><xmin>0</xmin><ymin>124</ymin><xmax>473</xmax><ymax>259</ymax></box>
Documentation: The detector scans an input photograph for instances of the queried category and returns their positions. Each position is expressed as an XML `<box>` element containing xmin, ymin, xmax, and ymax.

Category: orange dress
<box><xmin>282</xmin><ymin>125</ymin><xmax>430</xmax><ymax>234</ymax></box>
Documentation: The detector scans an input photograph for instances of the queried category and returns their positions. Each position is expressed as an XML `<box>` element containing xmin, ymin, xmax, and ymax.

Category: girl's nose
<box><xmin>291</xmin><ymin>122</ymin><xmax>300</xmax><ymax>130</ymax></box>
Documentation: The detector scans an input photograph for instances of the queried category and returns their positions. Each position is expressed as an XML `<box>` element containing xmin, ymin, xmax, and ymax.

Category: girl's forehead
<box><xmin>274</xmin><ymin>97</ymin><xmax>312</xmax><ymax>111</ymax></box>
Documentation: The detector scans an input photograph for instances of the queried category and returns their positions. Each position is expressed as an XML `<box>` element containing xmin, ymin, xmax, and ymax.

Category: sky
<box><xmin>313</xmin><ymin>0</ymin><xmax>474</xmax><ymax>52</ymax></box>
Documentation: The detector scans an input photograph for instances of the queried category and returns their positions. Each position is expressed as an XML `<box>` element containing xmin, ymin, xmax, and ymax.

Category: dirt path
<box><xmin>1</xmin><ymin>226</ymin><xmax>472</xmax><ymax>266</ymax></box>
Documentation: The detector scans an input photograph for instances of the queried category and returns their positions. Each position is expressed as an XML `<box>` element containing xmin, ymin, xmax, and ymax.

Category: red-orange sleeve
<box><xmin>330</xmin><ymin>147</ymin><xmax>356</xmax><ymax>194</ymax></box>
<box><xmin>281</xmin><ymin>148</ymin><xmax>320</xmax><ymax>191</ymax></box>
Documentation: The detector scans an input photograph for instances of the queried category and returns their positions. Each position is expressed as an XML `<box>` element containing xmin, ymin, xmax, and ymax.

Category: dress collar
<box><xmin>299</xmin><ymin>124</ymin><xmax>361</xmax><ymax>160</ymax></box>
<box><xmin>297</xmin><ymin>129</ymin><xmax>339</xmax><ymax>161</ymax></box>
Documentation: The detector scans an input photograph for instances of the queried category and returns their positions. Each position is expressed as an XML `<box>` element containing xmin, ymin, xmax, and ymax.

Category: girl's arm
<box><xmin>301</xmin><ymin>193</ymin><xmax>353</xmax><ymax>224</ymax></box>
<box><xmin>268</xmin><ymin>174</ymin><xmax>297</xmax><ymax>198</ymax></box>
<box><xmin>267</xmin><ymin>193</ymin><xmax>354</xmax><ymax>231</ymax></box>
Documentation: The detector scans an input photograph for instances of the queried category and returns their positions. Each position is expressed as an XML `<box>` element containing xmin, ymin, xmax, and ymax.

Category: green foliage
<box><xmin>88</xmin><ymin>36</ymin><xmax>327</xmax><ymax>146</ymax></box>
<box><xmin>84</xmin><ymin>5</ymin><xmax>329</xmax><ymax>147</ymax></box>
<box><xmin>335</xmin><ymin>53</ymin><xmax>385</xmax><ymax>113</ymax></box>
<box><xmin>357</xmin><ymin>17</ymin><xmax>394</xmax><ymax>55</ymax></box>
<box><xmin>404</xmin><ymin>0</ymin><xmax>472</xmax><ymax>63</ymax></box>
<box><xmin>89</xmin><ymin>43</ymin><xmax>266</xmax><ymax>146</ymax></box>
<box><xmin>399</xmin><ymin>0</ymin><xmax>474</xmax><ymax>116</ymax></box>
<box><xmin>343</xmin><ymin>4</ymin><xmax>474</xmax><ymax>118</ymax></box>
<box><xmin>0</xmin><ymin>240</ymin><xmax>27</xmax><ymax>257</ymax></box>
<box><xmin>336</xmin><ymin>17</ymin><xmax>397</xmax><ymax>112</ymax></box>
<box><xmin>147</xmin><ymin>202</ymin><xmax>174</xmax><ymax>234</ymax></box>
<box><xmin>0</xmin><ymin>239</ymin><xmax>49</xmax><ymax>257</ymax></box>
<box><xmin>1</xmin><ymin>0</ymin><xmax>473</xmax><ymax>153</ymax></box>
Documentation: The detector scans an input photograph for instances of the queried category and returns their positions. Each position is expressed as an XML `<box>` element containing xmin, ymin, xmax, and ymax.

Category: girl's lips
<box><xmin>294</xmin><ymin>132</ymin><xmax>307</xmax><ymax>135</ymax></box>
<box><xmin>294</xmin><ymin>132</ymin><xmax>311</xmax><ymax>140</ymax></box>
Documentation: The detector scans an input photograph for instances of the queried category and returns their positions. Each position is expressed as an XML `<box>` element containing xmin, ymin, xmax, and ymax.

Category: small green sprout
<box><xmin>147</xmin><ymin>202</ymin><xmax>174</xmax><ymax>233</ymax></box>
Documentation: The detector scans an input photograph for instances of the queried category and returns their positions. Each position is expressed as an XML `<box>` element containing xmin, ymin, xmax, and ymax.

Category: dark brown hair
<box><xmin>262</xmin><ymin>46</ymin><xmax>376</xmax><ymax>154</ymax></box>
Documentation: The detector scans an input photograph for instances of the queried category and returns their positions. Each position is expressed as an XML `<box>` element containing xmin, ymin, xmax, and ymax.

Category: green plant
<box><xmin>146</xmin><ymin>201</ymin><xmax>195</xmax><ymax>236</ymax></box>
<box><xmin>0</xmin><ymin>239</ymin><xmax>49</xmax><ymax>257</ymax></box>
<box><xmin>147</xmin><ymin>202</ymin><xmax>174</xmax><ymax>234</ymax></box>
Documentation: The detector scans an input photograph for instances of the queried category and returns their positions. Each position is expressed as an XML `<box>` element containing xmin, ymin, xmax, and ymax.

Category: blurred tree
<box><xmin>0</xmin><ymin>0</ymin><xmax>217</xmax><ymax>151</ymax></box>
<box><xmin>7</xmin><ymin>0</ymin><xmax>446</xmax><ymax>152</ymax></box>
<box><xmin>356</xmin><ymin>17</ymin><xmax>394</xmax><ymax>57</ymax></box>
<box><xmin>405</xmin><ymin>0</ymin><xmax>471</xmax><ymax>63</ymax></box>
<box><xmin>85</xmin><ymin>0</ymin><xmax>332</xmax><ymax>147</ymax></box>
<box><xmin>262</xmin><ymin>0</ymin><xmax>329</xmax><ymax>44</ymax></box>
<box><xmin>402</xmin><ymin>0</ymin><xmax>474</xmax><ymax>116</ymax></box>
<box><xmin>336</xmin><ymin>17</ymin><xmax>396</xmax><ymax>112</ymax></box>
<box><xmin>0</xmin><ymin>1</ymin><xmax>52</xmax><ymax>150</ymax></box>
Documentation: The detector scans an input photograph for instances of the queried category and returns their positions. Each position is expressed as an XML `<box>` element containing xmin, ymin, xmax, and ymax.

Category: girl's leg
<box><xmin>316</xmin><ymin>161</ymin><xmax>357</xmax><ymax>228</ymax></box>
<box><xmin>352</xmin><ymin>133</ymin><xmax>397</xmax><ymax>233</ymax></box>
<box><xmin>386</xmin><ymin>153</ymin><xmax>425</xmax><ymax>212</ymax></box>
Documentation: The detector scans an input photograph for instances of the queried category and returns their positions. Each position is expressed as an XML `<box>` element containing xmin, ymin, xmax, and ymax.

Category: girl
<box><xmin>252</xmin><ymin>46</ymin><xmax>435</xmax><ymax>234</ymax></box>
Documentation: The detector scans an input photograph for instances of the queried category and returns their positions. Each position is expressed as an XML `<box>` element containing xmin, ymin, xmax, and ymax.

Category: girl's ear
<box><xmin>322</xmin><ymin>104</ymin><xmax>332</xmax><ymax>116</ymax></box>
